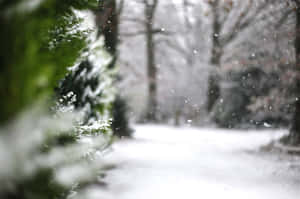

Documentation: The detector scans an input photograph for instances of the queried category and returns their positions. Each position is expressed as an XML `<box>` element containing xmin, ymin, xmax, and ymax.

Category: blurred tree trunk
<box><xmin>96</xmin><ymin>0</ymin><xmax>133</xmax><ymax>137</ymax></box>
<box><xmin>97</xmin><ymin>0</ymin><xmax>120</xmax><ymax>68</ymax></box>
<box><xmin>207</xmin><ymin>0</ymin><xmax>222</xmax><ymax>112</ymax></box>
<box><xmin>144</xmin><ymin>0</ymin><xmax>159</xmax><ymax>122</ymax></box>
<box><xmin>174</xmin><ymin>109</ymin><xmax>181</xmax><ymax>126</ymax></box>
<box><xmin>290</xmin><ymin>1</ymin><xmax>300</xmax><ymax>144</ymax></box>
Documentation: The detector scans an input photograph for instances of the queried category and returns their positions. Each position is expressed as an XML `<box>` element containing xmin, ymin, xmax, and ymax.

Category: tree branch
<box><xmin>122</xmin><ymin>16</ymin><xmax>147</xmax><ymax>25</ymax></box>
<box><xmin>222</xmin><ymin>0</ymin><xmax>269</xmax><ymax>45</ymax></box>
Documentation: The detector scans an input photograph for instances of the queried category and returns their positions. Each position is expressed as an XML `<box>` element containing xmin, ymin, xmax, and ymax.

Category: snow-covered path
<box><xmin>100</xmin><ymin>125</ymin><xmax>300</xmax><ymax>199</ymax></box>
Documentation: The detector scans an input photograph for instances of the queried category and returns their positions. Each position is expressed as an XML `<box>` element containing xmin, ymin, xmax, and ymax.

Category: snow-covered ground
<box><xmin>99</xmin><ymin>125</ymin><xmax>300</xmax><ymax>199</ymax></box>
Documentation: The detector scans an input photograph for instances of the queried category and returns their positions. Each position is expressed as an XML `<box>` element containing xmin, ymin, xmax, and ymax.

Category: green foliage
<box><xmin>0</xmin><ymin>1</ymin><xmax>116</xmax><ymax>199</ymax></box>
<box><xmin>0</xmin><ymin>0</ymin><xmax>98</xmax><ymax>124</ymax></box>
<box><xmin>56</xmin><ymin>42</ymin><xmax>116</xmax><ymax>124</ymax></box>
<box><xmin>2</xmin><ymin>169</ymin><xmax>68</xmax><ymax>199</ymax></box>
<box><xmin>57</xmin><ymin>60</ymin><xmax>104</xmax><ymax>123</ymax></box>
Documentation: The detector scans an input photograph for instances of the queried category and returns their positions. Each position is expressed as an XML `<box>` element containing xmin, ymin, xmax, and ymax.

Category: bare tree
<box><xmin>119</xmin><ymin>0</ymin><xmax>171</xmax><ymax>122</ymax></box>
<box><xmin>205</xmin><ymin>0</ymin><xmax>272</xmax><ymax>112</ymax></box>
<box><xmin>143</xmin><ymin>0</ymin><xmax>159</xmax><ymax>122</ymax></box>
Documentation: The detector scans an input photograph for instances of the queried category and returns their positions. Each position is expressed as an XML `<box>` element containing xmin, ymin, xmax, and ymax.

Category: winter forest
<box><xmin>2</xmin><ymin>0</ymin><xmax>300</xmax><ymax>198</ymax></box>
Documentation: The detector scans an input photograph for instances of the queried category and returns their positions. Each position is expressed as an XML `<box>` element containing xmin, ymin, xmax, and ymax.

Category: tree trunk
<box><xmin>290</xmin><ymin>5</ymin><xmax>300</xmax><ymax>145</ymax></box>
<box><xmin>207</xmin><ymin>2</ymin><xmax>222</xmax><ymax>112</ymax></box>
<box><xmin>97</xmin><ymin>0</ymin><xmax>119</xmax><ymax>68</ymax></box>
<box><xmin>145</xmin><ymin>2</ymin><xmax>158</xmax><ymax>122</ymax></box>
<box><xmin>207</xmin><ymin>73</ymin><xmax>221</xmax><ymax>112</ymax></box>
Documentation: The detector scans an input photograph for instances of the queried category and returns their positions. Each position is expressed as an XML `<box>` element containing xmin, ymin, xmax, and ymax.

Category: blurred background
<box><xmin>1</xmin><ymin>0</ymin><xmax>300</xmax><ymax>199</ymax></box>
<box><xmin>117</xmin><ymin>0</ymin><xmax>296</xmax><ymax>129</ymax></box>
